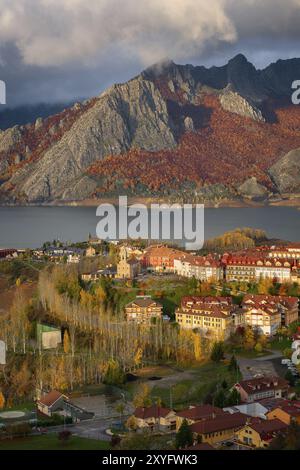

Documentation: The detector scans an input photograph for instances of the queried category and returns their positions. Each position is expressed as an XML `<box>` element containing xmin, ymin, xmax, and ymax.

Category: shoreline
<box><xmin>1</xmin><ymin>196</ymin><xmax>300</xmax><ymax>209</ymax></box>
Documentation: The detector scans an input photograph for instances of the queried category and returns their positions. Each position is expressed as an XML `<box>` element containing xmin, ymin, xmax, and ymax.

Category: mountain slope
<box><xmin>1</xmin><ymin>54</ymin><xmax>300</xmax><ymax>204</ymax></box>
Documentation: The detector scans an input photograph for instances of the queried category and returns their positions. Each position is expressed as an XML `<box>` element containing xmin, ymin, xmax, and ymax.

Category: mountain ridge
<box><xmin>1</xmin><ymin>54</ymin><xmax>300</xmax><ymax>205</ymax></box>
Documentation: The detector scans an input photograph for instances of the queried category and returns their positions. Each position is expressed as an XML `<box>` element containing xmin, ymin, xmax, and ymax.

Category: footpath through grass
<box><xmin>0</xmin><ymin>434</ymin><xmax>110</xmax><ymax>450</ymax></box>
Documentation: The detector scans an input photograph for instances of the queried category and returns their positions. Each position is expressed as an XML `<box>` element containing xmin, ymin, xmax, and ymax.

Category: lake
<box><xmin>0</xmin><ymin>205</ymin><xmax>299</xmax><ymax>249</ymax></box>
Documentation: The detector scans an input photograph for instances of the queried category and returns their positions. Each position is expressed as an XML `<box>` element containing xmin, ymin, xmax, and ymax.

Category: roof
<box><xmin>190</xmin><ymin>412</ymin><xmax>248</xmax><ymax>434</ymax></box>
<box><xmin>267</xmin><ymin>404</ymin><xmax>300</xmax><ymax>418</ymax></box>
<box><xmin>248</xmin><ymin>418</ymin><xmax>288</xmax><ymax>436</ymax></box>
<box><xmin>126</xmin><ymin>296</ymin><xmax>162</xmax><ymax>308</ymax></box>
<box><xmin>176</xmin><ymin>254</ymin><xmax>221</xmax><ymax>268</ymax></box>
<box><xmin>134</xmin><ymin>405</ymin><xmax>172</xmax><ymax>420</ymax></box>
<box><xmin>38</xmin><ymin>390</ymin><xmax>65</xmax><ymax>407</ymax></box>
<box><xmin>243</xmin><ymin>294</ymin><xmax>298</xmax><ymax>310</ymax></box>
<box><xmin>143</xmin><ymin>245</ymin><xmax>185</xmax><ymax>260</ymax></box>
<box><xmin>177</xmin><ymin>404</ymin><xmax>226</xmax><ymax>421</ymax></box>
<box><xmin>177</xmin><ymin>297</ymin><xmax>234</xmax><ymax>320</ymax></box>
<box><xmin>225</xmin><ymin>255</ymin><xmax>292</xmax><ymax>268</ymax></box>
<box><xmin>236</xmin><ymin>376</ymin><xmax>289</xmax><ymax>395</ymax></box>
<box><xmin>258</xmin><ymin>397</ymin><xmax>291</xmax><ymax>411</ymax></box>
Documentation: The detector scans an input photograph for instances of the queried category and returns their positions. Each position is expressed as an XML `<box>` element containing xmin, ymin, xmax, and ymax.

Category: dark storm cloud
<box><xmin>0</xmin><ymin>0</ymin><xmax>299</xmax><ymax>105</ymax></box>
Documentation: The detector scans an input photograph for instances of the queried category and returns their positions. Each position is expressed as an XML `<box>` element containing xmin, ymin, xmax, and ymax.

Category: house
<box><xmin>131</xmin><ymin>405</ymin><xmax>176</xmax><ymax>432</ymax></box>
<box><xmin>241</xmin><ymin>295</ymin><xmax>282</xmax><ymax>336</ymax></box>
<box><xmin>67</xmin><ymin>252</ymin><xmax>81</xmax><ymax>264</ymax></box>
<box><xmin>85</xmin><ymin>245</ymin><xmax>96</xmax><ymax>257</ymax></box>
<box><xmin>189</xmin><ymin>412</ymin><xmax>249</xmax><ymax>445</ymax></box>
<box><xmin>236</xmin><ymin>418</ymin><xmax>288</xmax><ymax>448</ymax></box>
<box><xmin>125</xmin><ymin>296</ymin><xmax>163</xmax><ymax>324</ymax></box>
<box><xmin>266</xmin><ymin>403</ymin><xmax>300</xmax><ymax>425</ymax></box>
<box><xmin>0</xmin><ymin>248</ymin><xmax>18</xmax><ymax>259</ymax></box>
<box><xmin>37</xmin><ymin>390</ymin><xmax>68</xmax><ymax>417</ymax></box>
<box><xmin>174</xmin><ymin>255</ymin><xmax>223</xmax><ymax>281</ymax></box>
<box><xmin>81</xmin><ymin>266</ymin><xmax>116</xmax><ymax>282</ymax></box>
<box><xmin>233</xmin><ymin>376</ymin><xmax>289</xmax><ymax>403</ymax></box>
<box><xmin>175</xmin><ymin>296</ymin><xmax>234</xmax><ymax>340</ymax></box>
<box><xmin>176</xmin><ymin>404</ymin><xmax>227</xmax><ymax>430</ymax></box>
<box><xmin>117</xmin><ymin>246</ymin><xmax>141</xmax><ymax>279</ymax></box>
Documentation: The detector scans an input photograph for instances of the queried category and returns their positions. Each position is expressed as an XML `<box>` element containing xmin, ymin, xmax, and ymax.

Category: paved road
<box><xmin>39</xmin><ymin>416</ymin><xmax>128</xmax><ymax>441</ymax></box>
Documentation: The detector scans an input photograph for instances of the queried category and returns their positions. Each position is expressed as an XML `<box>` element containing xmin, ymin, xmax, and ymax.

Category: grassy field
<box><xmin>151</xmin><ymin>362</ymin><xmax>240</xmax><ymax>409</ymax></box>
<box><xmin>0</xmin><ymin>434</ymin><xmax>110</xmax><ymax>450</ymax></box>
<box><xmin>269</xmin><ymin>337</ymin><xmax>292</xmax><ymax>352</ymax></box>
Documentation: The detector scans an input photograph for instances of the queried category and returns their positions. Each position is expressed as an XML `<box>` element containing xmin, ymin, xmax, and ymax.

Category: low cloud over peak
<box><xmin>0</xmin><ymin>0</ymin><xmax>299</xmax><ymax>105</ymax></box>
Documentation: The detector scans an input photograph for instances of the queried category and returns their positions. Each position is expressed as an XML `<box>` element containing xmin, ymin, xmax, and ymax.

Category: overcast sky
<box><xmin>1</xmin><ymin>0</ymin><xmax>300</xmax><ymax>106</ymax></box>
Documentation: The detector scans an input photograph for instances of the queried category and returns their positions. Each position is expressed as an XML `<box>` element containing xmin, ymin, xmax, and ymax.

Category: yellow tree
<box><xmin>244</xmin><ymin>327</ymin><xmax>255</xmax><ymax>350</ymax></box>
<box><xmin>193</xmin><ymin>333</ymin><xmax>202</xmax><ymax>361</ymax></box>
<box><xmin>126</xmin><ymin>415</ymin><xmax>138</xmax><ymax>431</ymax></box>
<box><xmin>0</xmin><ymin>390</ymin><xmax>5</xmax><ymax>409</ymax></box>
<box><xmin>63</xmin><ymin>330</ymin><xmax>70</xmax><ymax>354</ymax></box>
<box><xmin>95</xmin><ymin>285</ymin><xmax>106</xmax><ymax>303</ymax></box>
<box><xmin>133</xmin><ymin>384</ymin><xmax>152</xmax><ymax>408</ymax></box>
<box><xmin>134</xmin><ymin>347</ymin><xmax>143</xmax><ymax>368</ymax></box>
<box><xmin>257</xmin><ymin>278</ymin><xmax>273</xmax><ymax>295</ymax></box>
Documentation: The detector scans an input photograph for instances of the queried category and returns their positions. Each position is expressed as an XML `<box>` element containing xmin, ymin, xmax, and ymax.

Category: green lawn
<box><xmin>269</xmin><ymin>337</ymin><xmax>292</xmax><ymax>352</ymax></box>
<box><xmin>1</xmin><ymin>401</ymin><xmax>35</xmax><ymax>413</ymax></box>
<box><xmin>0</xmin><ymin>435</ymin><xmax>110</xmax><ymax>450</ymax></box>
<box><xmin>150</xmin><ymin>361</ymin><xmax>240</xmax><ymax>408</ymax></box>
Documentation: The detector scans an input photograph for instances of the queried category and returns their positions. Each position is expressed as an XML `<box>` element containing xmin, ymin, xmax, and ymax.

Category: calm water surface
<box><xmin>0</xmin><ymin>205</ymin><xmax>299</xmax><ymax>249</ymax></box>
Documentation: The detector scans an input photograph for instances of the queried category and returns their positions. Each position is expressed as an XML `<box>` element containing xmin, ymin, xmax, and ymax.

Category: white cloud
<box><xmin>0</xmin><ymin>0</ymin><xmax>236</xmax><ymax>66</ymax></box>
<box><xmin>0</xmin><ymin>0</ymin><xmax>300</xmax><ymax>105</ymax></box>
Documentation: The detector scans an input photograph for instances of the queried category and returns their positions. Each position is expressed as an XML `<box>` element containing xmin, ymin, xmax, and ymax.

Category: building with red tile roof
<box><xmin>174</xmin><ymin>254</ymin><xmax>223</xmax><ymax>281</ymax></box>
<box><xmin>233</xmin><ymin>376</ymin><xmax>289</xmax><ymax>403</ymax></box>
<box><xmin>189</xmin><ymin>412</ymin><xmax>249</xmax><ymax>445</ymax></box>
<box><xmin>236</xmin><ymin>418</ymin><xmax>288</xmax><ymax>448</ymax></box>
<box><xmin>142</xmin><ymin>245</ymin><xmax>185</xmax><ymax>272</ymax></box>
<box><xmin>224</xmin><ymin>254</ymin><xmax>293</xmax><ymax>283</ymax></box>
<box><xmin>37</xmin><ymin>390</ymin><xmax>68</xmax><ymax>417</ymax></box>
<box><xmin>125</xmin><ymin>296</ymin><xmax>163</xmax><ymax>324</ymax></box>
<box><xmin>175</xmin><ymin>296</ymin><xmax>235</xmax><ymax>339</ymax></box>
<box><xmin>176</xmin><ymin>404</ymin><xmax>227</xmax><ymax>430</ymax></box>
<box><xmin>131</xmin><ymin>405</ymin><xmax>177</xmax><ymax>432</ymax></box>
<box><xmin>242</xmin><ymin>294</ymin><xmax>298</xmax><ymax>330</ymax></box>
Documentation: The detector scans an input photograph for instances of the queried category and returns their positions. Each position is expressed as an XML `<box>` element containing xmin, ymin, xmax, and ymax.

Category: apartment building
<box><xmin>242</xmin><ymin>294</ymin><xmax>298</xmax><ymax>332</ymax></box>
<box><xmin>175</xmin><ymin>296</ymin><xmax>234</xmax><ymax>339</ymax></box>
<box><xmin>174</xmin><ymin>255</ymin><xmax>223</xmax><ymax>281</ymax></box>
<box><xmin>142</xmin><ymin>245</ymin><xmax>185</xmax><ymax>272</ymax></box>
<box><xmin>125</xmin><ymin>296</ymin><xmax>163</xmax><ymax>324</ymax></box>
<box><xmin>225</xmin><ymin>255</ymin><xmax>292</xmax><ymax>283</ymax></box>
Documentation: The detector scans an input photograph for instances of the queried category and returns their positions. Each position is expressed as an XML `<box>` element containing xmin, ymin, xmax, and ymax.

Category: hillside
<box><xmin>1</xmin><ymin>54</ymin><xmax>300</xmax><ymax>204</ymax></box>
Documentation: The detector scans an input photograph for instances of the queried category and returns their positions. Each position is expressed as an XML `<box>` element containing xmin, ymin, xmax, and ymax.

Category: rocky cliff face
<box><xmin>2</xmin><ymin>76</ymin><xmax>176</xmax><ymax>202</ymax></box>
<box><xmin>1</xmin><ymin>54</ymin><xmax>300</xmax><ymax>204</ymax></box>
<box><xmin>269</xmin><ymin>148</ymin><xmax>300</xmax><ymax>194</ymax></box>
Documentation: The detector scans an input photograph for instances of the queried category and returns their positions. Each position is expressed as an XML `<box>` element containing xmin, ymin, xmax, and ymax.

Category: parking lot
<box><xmin>236</xmin><ymin>351</ymin><xmax>285</xmax><ymax>380</ymax></box>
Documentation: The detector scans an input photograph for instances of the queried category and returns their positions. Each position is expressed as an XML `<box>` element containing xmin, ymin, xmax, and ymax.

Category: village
<box><xmin>1</xmin><ymin>230</ymin><xmax>300</xmax><ymax>450</ymax></box>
